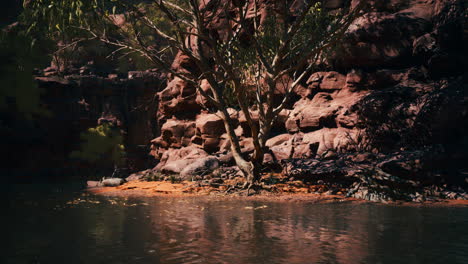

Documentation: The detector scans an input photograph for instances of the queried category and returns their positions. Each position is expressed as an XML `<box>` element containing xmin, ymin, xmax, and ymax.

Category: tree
<box><xmin>26</xmin><ymin>0</ymin><xmax>365</xmax><ymax>189</ymax></box>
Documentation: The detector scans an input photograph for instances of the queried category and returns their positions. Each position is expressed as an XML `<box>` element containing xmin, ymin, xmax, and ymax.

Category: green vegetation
<box><xmin>168</xmin><ymin>174</ymin><xmax>182</xmax><ymax>184</ymax></box>
<box><xmin>70</xmin><ymin>123</ymin><xmax>125</xmax><ymax>167</ymax></box>
<box><xmin>143</xmin><ymin>171</ymin><xmax>163</xmax><ymax>181</ymax></box>
<box><xmin>21</xmin><ymin>0</ymin><xmax>188</xmax><ymax>73</ymax></box>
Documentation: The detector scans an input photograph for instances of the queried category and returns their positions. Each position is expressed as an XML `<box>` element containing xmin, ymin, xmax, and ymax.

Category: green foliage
<box><xmin>70</xmin><ymin>123</ymin><xmax>125</xmax><ymax>166</ymax></box>
<box><xmin>223</xmin><ymin>2</ymin><xmax>343</xmax><ymax>108</ymax></box>
<box><xmin>23</xmin><ymin>0</ymin><xmax>105</xmax><ymax>39</ymax></box>
<box><xmin>21</xmin><ymin>0</ymin><xmax>187</xmax><ymax>72</ymax></box>
<box><xmin>289</xmin><ymin>3</ymin><xmax>337</xmax><ymax>56</ymax></box>
<box><xmin>168</xmin><ymin>174</ymin><xmax>182</xmax><ymax>184</ymax></box>
<box><xmin>233</xmin><ymin>2</ymin><xmax>337</xmax><ymax>73</ymax></box>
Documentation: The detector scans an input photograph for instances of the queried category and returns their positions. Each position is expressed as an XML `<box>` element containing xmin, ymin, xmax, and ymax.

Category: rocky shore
<box><xmin>88</xmin><ymin>144</ymin><xmax>468</xmax><ymax>203</ymax></box>
<box><xmin>87</xmin><ymin>177</ymin><xmax>468</xmax><ymax>206</ymax></box>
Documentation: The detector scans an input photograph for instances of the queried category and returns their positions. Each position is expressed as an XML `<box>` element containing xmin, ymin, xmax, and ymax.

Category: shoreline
<box><xmin>87</xmin><ymin>180</ymin><xmax>468</xmax><ymax>207</ymax></box>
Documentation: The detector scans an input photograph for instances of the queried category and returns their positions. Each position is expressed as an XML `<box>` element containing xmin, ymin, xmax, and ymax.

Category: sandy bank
<box><xmin>87</xmin><ymin>180</ymin><xmax>468</xmax><ymax>206</ymax></box>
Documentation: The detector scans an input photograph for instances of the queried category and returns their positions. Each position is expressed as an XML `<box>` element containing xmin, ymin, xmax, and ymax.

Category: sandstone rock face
<box><xmin>158</xmin><ymin>77</ymin><xmax>200</xmax><ymax>118</ymax></box>
<box><xmin>194</xmin><ymin>110</ymin><xmax>239</xmax><ymax>152</ymax></box>
<box><xmin>266</xmin><ymin>134</ymin><xmax>293</xmax><ymax>148</ymax></box>
<box><xmin>147</xmin><ymin>0</ymin><xmax>467</xmax><ymax>186</ymax></box>
<box><xmin>307</xmin><ymin>71</ymin><xmax>346</xmax><ymax>91</ymax></box>
<box><xmin>264</xmin><ymin>127</ymin><xmax>363</xmax><ymax>163</ymax></box>
<box><xmin>150</xmin><ymin>118</ymin><xmax>196</xmax><ymax>153</ymax></box>
<box><xmin>285</xmin><ymin>85</ymin><xmax>369</xmax><ymax>133</ymax></box>
<box><xmin>332</xmin><ymin>1</ymin><xmax>433</xmax><ymax>68</ymax></box>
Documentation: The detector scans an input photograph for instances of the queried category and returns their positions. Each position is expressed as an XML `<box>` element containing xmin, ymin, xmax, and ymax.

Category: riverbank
<box><xmin>88</xmin><ymin>179</ymin><xmax>351</xmax><ymax>202</ymax></box>
<box><xmin>87</xmin><ymin>179</ymin><xmax>468</xmax><ymax>206</ymax></box>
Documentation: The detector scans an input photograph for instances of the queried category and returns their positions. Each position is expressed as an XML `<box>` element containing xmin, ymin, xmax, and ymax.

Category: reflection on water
<box><xmin>4</xmin><ymin>183</ymin><xmax>468</xmax><ymax>264</ymax></box>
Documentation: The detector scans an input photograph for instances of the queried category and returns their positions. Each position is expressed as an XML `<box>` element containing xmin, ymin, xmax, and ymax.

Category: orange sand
<box><xmin>87</xmin><ymin>180</ymin><xmax>468</xmax><ymax>206</ymax></box>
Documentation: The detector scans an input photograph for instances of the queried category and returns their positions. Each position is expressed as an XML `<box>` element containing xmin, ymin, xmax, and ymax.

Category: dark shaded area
<box><xmin>1</xmin><ymin>72</ymin><xmax>164</xmax><ymax>180</ymax></box>
<box><xmin>0</xmin><ymin>0</ymin><xmax>22</xmax><ymax>27</ymax></box>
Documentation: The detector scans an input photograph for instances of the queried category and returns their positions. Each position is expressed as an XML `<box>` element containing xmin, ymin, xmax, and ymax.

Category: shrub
<box><xmin>70</xmin><ymin>123</ymin><xmax>125</xmax><ymax>167</ymax></box>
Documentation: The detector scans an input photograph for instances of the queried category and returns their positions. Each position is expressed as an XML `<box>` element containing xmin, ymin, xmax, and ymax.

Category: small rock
<box><xmin>101</xmin><ymin>178</ymin><xmax>125</xmax><ymax>187</ymax></box>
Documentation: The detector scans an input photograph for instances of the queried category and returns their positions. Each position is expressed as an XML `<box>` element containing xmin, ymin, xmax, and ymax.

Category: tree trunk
<box><xmin>218</xmin><ymin>107</ymin><xmax>262</xmax><ymax>189</ymax></box>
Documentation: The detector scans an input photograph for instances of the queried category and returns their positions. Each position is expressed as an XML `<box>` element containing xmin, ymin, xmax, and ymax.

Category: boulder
<box><xmin>196</xmin><ymin>112</ymin><xmax>225</xmax><ymax>137</ymax></box>
<box><xmin>180</xmin><ymin>156</ymin><xmax>220</xmax><ymax>179</ymax></box>
<box><xmin>218</xmin><ymin>133</ymin><xmax>231</xmax><ymax>152</ymax></box>
<box><xmin>265</xmin><ymin>145</ymin><xmax>291</xmax><ymax>162</ymax></box>
<box><xmin>201</xmin><ymin>135</ymin><xmax>221</xmax><ymax>153</ymax></box>
<box><xmin>161</xmin><ymin>159</ymin><xmax>196</xmax><ymax>174</ymax></box>
<box><xmin>101</xmin><ymin>178</ymin><xmax>126</xmax><ymax>187</ymax></box>
<box><xmin>171</xmin><ymin>51</ymin><xmax>199</xmax><ymax>74</ymax></box>
<box><xmin>287</xmin><ymin>84</ymin><xmax>370</xmax><ymax>133</ymax></box>
<box><xmin>269</xmin><ymin>74</ymin><xmax>309</xmax><ymax>103</ymax></box>
<box><xmin>266</xmin><ymin>133</ymin><xmax>293</xmax><ymax>148</ymax></box>
<box><xmin>274</xmin><ymin>109</ymin><xmax>291</xmax><ymax>131</ymax></box>
<box><xmin>158</xmin><ymin>119</ymin><xmax>196</xmax><ymax>147</ymax></box>
<box><xmin>154</xmin><ymin>146</ymin><xmax>208</xmax><ymax>171</ymax></box>
<box><xmin>300</xmin><ymin>127</ymin><xmax>361</xmax><ymax>156</ymax></box>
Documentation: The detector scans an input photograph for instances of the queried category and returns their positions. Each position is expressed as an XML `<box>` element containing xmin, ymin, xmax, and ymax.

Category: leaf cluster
<box><xmin>70</xmin><ymin>123</ymin><xmax>125</xmax><ymax>165</ymax></box>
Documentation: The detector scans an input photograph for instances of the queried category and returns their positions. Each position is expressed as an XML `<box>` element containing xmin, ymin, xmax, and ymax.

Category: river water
<box><xmin>4</xmin><ymin>182</ymin><xmax>468</xmax><ymax>264</ymax></box>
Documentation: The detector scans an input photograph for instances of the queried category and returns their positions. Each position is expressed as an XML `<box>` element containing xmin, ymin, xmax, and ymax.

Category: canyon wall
<box><xmin>149</xmin><ymin>0</ymin><xmax>467</xmax><ymax>184</ymax></box>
